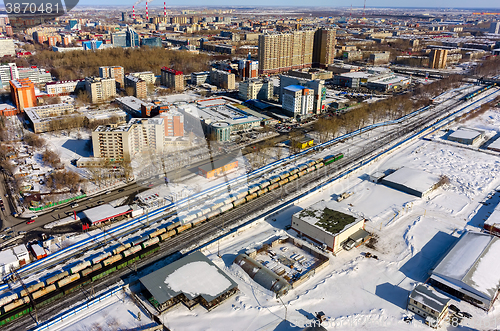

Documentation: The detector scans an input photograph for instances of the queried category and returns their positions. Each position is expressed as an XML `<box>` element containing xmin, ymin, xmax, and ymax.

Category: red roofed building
<box><xmin>161</xmin><ymin>66</ymin><xmax>184</xmax><ymax>92</ymax></box>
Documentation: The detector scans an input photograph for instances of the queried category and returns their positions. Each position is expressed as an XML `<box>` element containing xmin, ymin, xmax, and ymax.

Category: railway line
<box><xmin>4</xmin><ymin>87</ymin><xmax>499</xmax><ymax>330</ymax></box>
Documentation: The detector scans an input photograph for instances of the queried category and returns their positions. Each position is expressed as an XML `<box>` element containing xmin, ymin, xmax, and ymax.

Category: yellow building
<box><xmin>296</xmin><ymin>138</ymin><xmax>314</xmax><ymax>149</ymax></box>
<box><xmin>198</xmin><ymin>157</ymin><xmax>238</xmax><ymax>179</ymax></box>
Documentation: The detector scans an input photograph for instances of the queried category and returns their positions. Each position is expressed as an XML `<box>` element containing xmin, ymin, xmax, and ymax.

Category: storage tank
<box><xmin>70</xmin><ymin>261</ymin><xmax>91</xmax><ymax>274</ymax></box>
<box><xmin>32</xmin><ymin>284</ymin><xmax>56</xmax><ymax>300</ymax></box>
<box><xmin>46</xmin><ymin>271</ymin><xmax>69</xmax><ymax>285</ymax></box>
<box><xmin>0</xmin><ymin>293</ymin><xmax>18</xmax><ymax>307</ymax></box>
<box><xmin>92</xmin><ymin>253</ymin><xmax>111</xmax><ymax>265</ymax></box>
<box><xmin>57</xmin><ymin>274</ymin><xmax>80</xmax><ymax>288</ymax></box>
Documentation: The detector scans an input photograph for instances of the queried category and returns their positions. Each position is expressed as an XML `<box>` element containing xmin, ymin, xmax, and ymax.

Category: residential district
<box><xmin>0</xmin><ymin>4</ymin><xmax>499</xmax><ymax>331</ymax></box>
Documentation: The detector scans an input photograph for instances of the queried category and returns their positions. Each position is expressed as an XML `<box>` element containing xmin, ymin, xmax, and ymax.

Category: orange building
<box><xmin>198</xmin><ymin>157</ymin><xmax>238</xmax><ymax>179</ymax></box>
<box><xmin>10</xmin><ymin>78</ymin><xmax>36</xmax><ymax>111</ymax></box>
<box><xmin>161</xmin><ymin>110</ymin><xmax>184</xmax><ymax>137</ymax></box>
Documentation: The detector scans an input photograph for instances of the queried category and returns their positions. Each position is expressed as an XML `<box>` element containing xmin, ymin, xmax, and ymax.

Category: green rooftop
<box><xmin>299</xmin><ymin>207</ymin><xmax>357</xmax><ymax>235</ymax></box>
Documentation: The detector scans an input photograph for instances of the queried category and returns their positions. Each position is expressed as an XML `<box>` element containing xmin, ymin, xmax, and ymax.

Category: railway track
<box><xmin>6</xmin><ymin>91</ymin><xmax>496</xmax><ymax>330</ymax></box>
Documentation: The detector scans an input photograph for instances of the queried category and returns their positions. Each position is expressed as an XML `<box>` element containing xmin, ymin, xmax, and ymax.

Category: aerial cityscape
<box><xmin>0</xmin><ymin>2</ymin><xmax>499</xmax><ymax>331</ymax></box>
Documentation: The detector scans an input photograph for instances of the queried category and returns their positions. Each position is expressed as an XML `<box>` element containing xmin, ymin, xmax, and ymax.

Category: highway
<box><xmin>5</xmin><ymin>86</ymin><xmax>499</xmax><ymax>330</ymax></box>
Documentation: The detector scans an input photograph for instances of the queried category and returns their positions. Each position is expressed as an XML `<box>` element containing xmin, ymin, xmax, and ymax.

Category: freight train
<box><xmin>0</xmin><ymin>153</ymin><xmax>345</xmax><ymax>326</ymax></box>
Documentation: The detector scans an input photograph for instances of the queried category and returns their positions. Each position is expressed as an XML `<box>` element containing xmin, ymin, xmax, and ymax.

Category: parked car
<box><xmin>118</xmin><ymin>189</ymin><xmax>125</xmax><ymax>193</ymax></box>
<box><xmin>26</xmin><ymin>219</ymin><xmax>35</xmax><ymax>225</ymax></box>
<box><xmin>4</xmin><ymin>235</ymin><xmax>11</xmax><ymax>240</ymax></box>
<box><xmin>3</xmin><ymin>227</ymin><xmax>11</xmax><ymax>232</ymax></box>
<box><xmin>105</xmin><ymin>191</ymin><xmax>111</xmax><ymax>195</ymax></box>
<box><xmin>457</xmin><ymin>312</ymin><xmax>472</xmax><ymax>319</ymax></box>
<box><xmin>70</xmin><ymin>203</ymin><xmax>79</xmax><ymax>208</ymax></box>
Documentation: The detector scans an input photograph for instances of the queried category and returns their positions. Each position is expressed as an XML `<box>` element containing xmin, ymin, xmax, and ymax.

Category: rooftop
<box><xmin>448</xmin><ymin>128</ymin><xmax>483</xmax><ymax>141</ymax></box>
<box><xmin>382</xmin><ymin>167</ymin><xmax>440</xmax><ymax>196</ymax></box>
<box><xmin>198</xmin><ymin>156</ymin><xmax>238</xmax><ymax>172</ymax></box>
<box><xmin>82</xmin><ymin>204</ymin><xmax>131</xmax><ymax>224</ymax></box>
<box><xmin>284</xmin><ymin>85</ymin><xmax>306</xmax><ymax>92</ymax></box>
<box><xmin>410</xmin><ymin>284</ymin><xmax>450</xmax><ymax>312</ymax></box>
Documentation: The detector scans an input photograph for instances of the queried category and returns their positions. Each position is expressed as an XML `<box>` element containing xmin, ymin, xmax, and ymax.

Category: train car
<box><xmin>149</xmin><ymin>228</ymin><xmax>166</xmax><ymax>239</ymax></box>
<box><xmin>315</xmin><ymin>162</ymin><xmax>324</xmax><ymax>170</ymax></box>
<box><xmin>245</xmin><ymin>193</ymin><xmax>258</xmax><ymax>202</ymax></box>
<box><xmin>20</xmin><ymin>282</ymin><xmax>44</xmax><ymax>297</ymax></box>
<box><xmin>123</xmin><ymin>245</ymin><xmax>142</xmax><ymax>257</ymax></box>
<box><xmin>259</xmin><ymin>181</ymin><xmax>270</xmax><ymax>190</ymax></box>
<box><xmin>0</xmin><ymin>293</ymin><xmax>17</xmax><ymax>307</ymax></box>
<box><xmin>70</xmin><ymin>261</ymin><xmax>91</xmax><ymax>275</ymax></box>
<box><xmin>298</xmin><ymin>170</ymin><xmax>308</xmax><ymax>177</ymax></box>
<box><xmin>206</xmin><ymin>210</ymin><xmax>220</xmax><ymax>219</ymax></box>
<box><xmin>3</xmin><ymin>297</ymin><xmax>30</xmax><ymax>313</ymax></box>
<box><xmin>102</xmin><ymin>254</ymin><xmax>122</xmax><ymax>267</ymax></box>
<box><xmin>112</xmin><ymin>243</ymin><xmax>131</xmax><ymax>255</ymax></box>
<box><xmin>31</xmin><ymin>284</ymin><xmax>56</xmax><ymax>300</ymax></box>
<box><xmin>142</xmin><ymin>237</ymin><xmax>160</xmax><ymax>248</ymax></box>
<box><xmin>160</xmin><ymin>230</ymin><xmax>176</xmax><ymax>241</ymax></box>
<box><xmin>288</xmin><ymin>174</ymin><xmax>298</xmax><ymax>181</ymax></box>
<box><xmin>334</xmin><ymin>153</ymin><xmax>344</xmax><ymax>161</ymax></box>
<box><xmin>132</xmin><ymin>236</ymin><xmax>149</xmax><ymax>247</ymax></box>
<box><xmin>268</xmin><ymin>182</ymin><xmax>279</xmax><ymax>191</ymax></box>
<box><xmin>248</xmin><ymin>185</ymin><xmax>260</xmax><ymax>194</ymax></box>
<box><xmin>182</xmin><ymin>214</ymin><xmax>197</xmax><ymax>224</ymax></box>
<box><xmin>194</xmin><ymin>210</ymin><xmax>204</xmax><ymax>218</ymax></box>
<box><xmin>46</xmin><ymin>271</ymin><xmax>69</xmax><ymax>285</ymax></box>
<box><xmin>236</xmin><ymin>191</ymin><xmax>249</xmax><ymax>200</ymax></box>
<box><xmin>298</xmin><ymin>164</ymin><xmax>308</xmax><ymax>172</ymax></box>
<box><xmin>289</xmin><ymin>168</ymin><xmax>299</xmax><ymax>175</ymax></box>
<box><xmin>200</xmin><ymin>207</ymin><xmax>212</xmax><ymax>215</ymax></box>
<box><xmin>257</xmin><ymin>188</ymin><xmax>268</xmax><ymax>196</ymax></box>
<box><xmin>324</xmin><ymin>155</ymin><xmax>335</xmax><ymax>165</ymax></box>
<box><xmin>211</xmin><ymin>202</ymin><xmax>225</xmax><ymax>211</ymax></box>
<box><xmin>306</xmin><ymin>160</ymin><xmax>316</xmax><ymax>168</ymax></box>
<box><xmin>220</xmin><ymin>204</ymin><xmax>233</xmax><ymax>213</ymax></box>
<box><xmin>224</xmin><ymin>196</ymin><xmax>236</xmax><ymax>205</ymax></box>
<box><xmin>307</xmin><ymin>166</ymin><xmax>315</xmax><ymax>173</ymax></box>
<box><xmin>139</xmin><ymin>243</ymin><xmax>160</xmax><ymax>259</ymax></box>
<box><xmin>92</xmin><ymin>252</ymin><xmax>111</xmax><ymax>265</ymax></box>
<box><xmin>278</xmin><ymin>178</ymin><xmax>289</xmax><ymax>186</ymax></box>
<box><xmin>176</xmin><ymin>223</ymin><xmax>192</xmax><ymax>234</ymax></box>
<box><xmin>192</xmin><ymin>216</ymin><xmax>207</xmax><ymax>226</ymax></box>
<box><xmin>233</xmin><ymin>198</ymin><xmax>246</xmax><ymax>207</ymax></box>
<box><xmin>57</xmin><ymin>274</ymin><xmax>80</xmax><ymax>288</ymax></box>
<box><xmin>316</xmin><ymin>158</ymin><xmax>324</xmax><ymax>163</ymax></box>
<box><xmin>269</xmin><ymin>176</ymin><xmax>281</xmax><ymax>184</ymax></box>
<box><xmin>167</xmin><ymin>220</ymin><xmax>181</xmax><ymax>231</ymax></box>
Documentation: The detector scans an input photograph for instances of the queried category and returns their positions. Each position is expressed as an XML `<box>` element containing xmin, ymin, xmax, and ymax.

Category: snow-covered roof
<box><xmin>432</xmin><ymin>231</ymin><xmax>500</xmax><ymax>301</ymax></box>
<box><xmin>381</xmin><ymin>167</ymin><xmax>439</xmax><ymax>196</ymax></box>
<box><xmin>410</xmin><ymin>284</ymin><xmax>449</xmax><ymax>312</ymax></box>
<box><xmin>31</xmin><ymin>244</ymin><xmax>46</xmax><ymax>257</ymax></box>
<box><xmin>487</xmin><ymin>136</ymin><xmax>500</xmax><ymax>151</ymax></box>
<box><xmin>82</xmin><ymin>204</ymin><xmax>131</xmax><ymax>225</ymax></box>
<box><xmin>0</xmin><ymin>249</ymin><xmax>18</xmax><ymax>267</ymax></box>
<box><xmin>448</xmin><ymin>128</ymin><xmax>482</xmax><ymax>141</ymax></box>
<box><xmin>140</xmin><ymin>251</ymin><xmax>237</xmax><ymax>305</ymax></box>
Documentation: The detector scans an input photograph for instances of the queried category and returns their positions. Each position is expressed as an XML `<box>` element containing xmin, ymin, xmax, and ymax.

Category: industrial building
<box><xmin>238</xmin><ymin>79</ymin><xmax>273</xmax><ymax>101</ymax></box>
<box><xmin>430</xmin><ymin>231</ymin><xmax>500</xmax><ymax>311</ymax></box>
<box><xmin>447</xmin><ymin>127</ymin><xmax>483</xmax><ymax>145</ymax></box>
<box><xmin>81</xmin><ymin>204</ymin><xmax>132</xmax><ymax>228</ymax></box>
<box><xmin>198</xmin><ymin>157</ymin><xmax>238</xmax><ymax>178</ymax></box>
<box><xmin>85</xmin><ymin>77</ymin><xmax>117</xmax><ymax>104</ymax></box>
<box><xmin>115</xmin><ymin>96</ymin><xmax>155</xmax><ymax>117</ymax></box>
<box><xmin>407</xmin><ymin>284</ymin><xmax>450</xmax><ymax>327</ymax></box>
<box><xmin>380</xmin><ymin>167</ymin><xmax>440</xmax><ymax>198</ymax></box>
<box><xmin>483</xmin><ymin>203</ymin><xmax>500</xmax><ymax>236</ymax></box>
<box><xmin>10</xmin><ymin>78</ymin><xmax>36</xmax><ymax>111</ymax></box>
<box><xmin>291</xmin><ymin>200</ymin><xmax>368</xmax><ymax>254</ymax></box>
<box><xmin>161</xmin><ymin>67</ymin><xmax>184</xmax><ymax>91</ymax></box>
<box><xmin>140</xmin><ymin>251</ymin><xmax>238</xmax><ymax>312</ymax></box>
<box><xmin>0</xmin><ymin>245</ymin><xmax>30</xmax><ymax>275</ymax></box>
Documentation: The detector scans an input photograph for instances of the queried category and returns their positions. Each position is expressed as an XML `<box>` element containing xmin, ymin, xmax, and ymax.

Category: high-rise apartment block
<box><xmin>429</xmin><ymin>49</ymin><xmax>448</xmax><ymax>69</ymax></box>
<box><xmin>160</xmin><ymin>110</ymin><xmax>184</xmax><ymax>137</ymax></box>
<box><xmin>279</xmin><ymin>75</ymin><xmax>326</xmax><ymax>115</ymax></box>
<box><xmin>129</xmin><ymin>71</ymin><xmax>155</xmax><ymax>85</ymax></box>
<box><xmin>161</xmin><ymin>67</ymin><xmax>184</xmax><ymax>91</ymax></box>
<box><xmin>282</xmin><ymin>85</ymin><xmax>314</xmax><ymax>119</ymax></box>
<box><xmin>125</xmin><ymin>74</ymin><xmax>147</xmax><ymax>99</ymax></box>
<box><xmin>85</xmin><ymin>77</ymin><xmax>117</xmax><ymax>103</ymax></box>
<box><xmin>313</xmin><ymin>28</ymin><xmax>337</xmax><ymax>68</ymax></box>
<box><xmin>10</xmin><ymin>78</ymin><xmax>36</xmax><ymax>111</ymax></box>
<box><xmin>238</xmin><ymin>79</ymin><xmax>273</xmax><ymax>101</ymax></box>
<box><xmin>238</xmin><ymin>59</ymin><xmax>259</xmax><ymax>79</ymax></box>
<box><xmin>99</xmin><ymin>66</ymin><xmax>125</xmax><ymax>88</ymax></box>
<box><xmin>258</xmin><ymin>30</ymin><xmax>316</xmax><ymax>75</ymax></box>
<box><xmin>0</xmin><ymin>63</ymin><xmax>18</xmax><ymax>88</ymax></box>
<box><xmin>209</xmin><ymin>69</ymin><xmax>236</xmax><ymax>90</ymax></box>
<box><xmin>92</xmin><ymin>118</ymin><xmax>165</xmax><ymax>161</ymax></box>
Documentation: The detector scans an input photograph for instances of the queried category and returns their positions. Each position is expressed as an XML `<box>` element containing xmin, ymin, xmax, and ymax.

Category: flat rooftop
<box><xmin>180</xmin><ymin>101</ymin><xmax>262</xmax><ymax>126</ymax></box>
<box><xmin>198</xmin><ymin>156</ymin><xmax>238</xmax><ymax>172</ymax></box>
<box><xmin>382</xmin><ymin>167</ymin><xmax>439</xmax><ymax>196</ymax></box>
<box><xmin>82</xmin><ymin>204</ymin><xmax>131</xmax><ymax>224</ymax></box>
<box><xmin>140</xmin><ymin>251</ymin><xmax>238</xmax><ymax>305</ymax></box>
<box><xmin>487</xmin><ymin>136</ymin><xmax>500</xmax><ymax>151</ymax></box>
<box><xmin>448</xmin><ymin>128</ymin><xmax>482</xmax><ymax>141</ymax></box>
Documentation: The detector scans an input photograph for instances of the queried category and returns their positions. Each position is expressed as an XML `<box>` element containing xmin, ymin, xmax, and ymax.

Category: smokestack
<box><xmin>133</xmin><ymin>5</ymin><xmax>135</xmax><ymax>20</ymax></box>
<box><xmin>146</xmin><ymin>2</ymin><xmax>148</xmax><ymax>21</ymax></box>
<box><xmin>164</xmin><ymin>2</ymin><xmax>166</xmax><ymax>17</ymax></box>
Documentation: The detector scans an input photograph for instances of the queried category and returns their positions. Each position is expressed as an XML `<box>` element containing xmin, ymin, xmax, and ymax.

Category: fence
<box><xmin>28</xmin><ymin>194</ymin><xmax>87</xmax><ymax>211</ymax></box>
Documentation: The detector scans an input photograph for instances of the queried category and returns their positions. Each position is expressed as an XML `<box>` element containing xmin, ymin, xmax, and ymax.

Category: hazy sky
<box><xmin>74</xmin><ymin>0</ymin><xmax>500</xmax><ymax>9</ymax></box>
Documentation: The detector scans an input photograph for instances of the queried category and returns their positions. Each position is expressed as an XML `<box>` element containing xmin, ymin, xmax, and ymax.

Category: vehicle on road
<box><xmin>2</xmin><ymin>227</ymin><xmax>11</xmax><ymax>232</ymax></box>
<box><xmin>118</xmin><ymin>188</ymin><xmax>125</xmax><ymax>192</ymax></box>
<box><xmin>97</xmin><ymin>200</ymin><xmax>105</xmax><ymax>205</ymax></box>
<box><xmin>18</xmin><ymin>231</ymin><xmax>27</xmax><ymax>235</ymax></box>
<box><xmin>105</xmin><ymin>191</ymin><xmax>111</xmax><ymax>195</ymax></box>
<box><xmin>70</xmin><ymin>203</ymin><xmax>79</xmax><ymax>208</ymax></box>
<box><xmin>457</xmin><ymin>312</ymin><xmax>472</xmax><ymax>318</ymax></box>
<box><xmin>26</xmin><ymin>220</ymin><xmax>35</xmax><ymax>225</ymax></box>
<box><xmin>3</xmin><ymin>235</ymin><xmax>11</xmax><ymax>240</ymax></box>
<box><xmin>449</xmin><ymin>304</ymin><xmax>460</xmax><ymax>314</ymax></box>
<box><xmin>30</xmin><ymin>215</ymin><xmax>38</xmax><ymax>220</ymax></box>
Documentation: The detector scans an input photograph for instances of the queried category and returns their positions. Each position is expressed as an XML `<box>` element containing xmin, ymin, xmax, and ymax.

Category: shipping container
<box><xmin>142</xmin><ymin>237</ymin><xmax>160</xmax><ymax>248</ymax></box>
<box><xmin>149</xmin><ymin>228</ymin><xmax>166</xmax><ymax>239</ymax></box>
<box><xmin>31</xmin><ymin>284</ymin><xmax>56</xmax><ymax>300</ymax></box>
<box><xmin>70</xmin><ymin>261</ymin><xmax>91</xmax><ymax>275</ymax></box>
<box><xmin>220</xmin><ymin>204</ymin><xmax>233</xmax><ymax>213</ymax></box>
<box><xmin>92</xmin><ymin>252</ymin><xmax>111</xmax><ymax>265</ymax></box>
<box><xmin>233</xmin><ymin>198</ymin><xmax>246</xmax><ymax>207</ymax></box>
<box><xmin>57</xmin><ymin>274</ymin><xmax>80</xmax><ymax>288</ymax></box>
<box><xmin>20</xmin><ymin>282</ymin><xmax>44</xmax><ymax>297</ymax></box>
<box><xmin>245</xmin><ymin>193</ymin><xmax>258</xmax><ymax>202</ymax></box>
<box><xmin>46</xmin><ymin>271</ymin><xmax>69</xmax><ymax>285</ymax></box>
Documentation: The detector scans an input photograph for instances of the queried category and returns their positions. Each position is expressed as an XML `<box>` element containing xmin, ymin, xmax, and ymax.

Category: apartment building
<box><xmin>129</xmin><ymin>71</ymin><xmax>155</xmax><ymax>85</ymax></box>
<box><xmin>0</xmin><ymin>38</ymin><xmax>15</xmax><ymax>57</ymax></box>
<box><xmin>429</xmin><ymin>49</ymin><xmax>448</xmax><ymax>69</ymax></box>
<box><xmin>161</xmin><ymin>67</ymin><xmax>184</xmax><ymax>91</ymax></box>
<box><xmin>191</xmin><ymin>71</ymin><xmax>210</xmax><ymax>86</ymax></box>
<box><xmin>46</xmin><ymin>80</ymin><xmax>83</xmax><ymax>96</ymax></box>
<box><xmin>10</xmin><ymin>78</ymin><xmax>36</xmax><ymax>111</ymax></box>
<box><xmin>280</xmin><ymin>75</ymin><xmax>326</xmax><ymax>114</ymax></box>
<box><xmin>160</xmin><ymin>110</ymin><xmax>184</xmax><ymax>137</ymax></box>
<box><xmin>0</xmin><ymin>63</ymin><xmax>18</xmax><ymax>88</ymax></box>
<box><xmin>209</xmin><ymin>69</ymin><xmax>236</xmax><ymax>90</ymax></box>
<box><xmin>238</xmin><ymin>79</ymin><xmax>273</xmax><ymax>101</ymax></box>
<box><xmin>99</xmin><ymin>66</ymin><xmax>125</xmax><ymax>88</ymax></box>
<box><xmin>92</xmin><ymin>118</ymin><xmax>165</xmax><ymax>161</ymax></box>
<box><xmin>24</xmin><ymin>103</ymin><xmax>75</xmax><ymax>133</ymax></box>
<box><xmin>125</xmin><ymin>74</ymin><xmax>147</xmax><ymax>99</ymax></box>
<box><xmin>313</xmin><ymin>28</ymin><xmax>337</xmax><ymax>68</ymax></box>
<box><xmin>85</xmin><ymin>77</ymin><xmax>117</xmax><ymax>103</ymax></box>
<box><xmin>18</xmin><ymin>67</ymin><xmax>52</xmax><ymax>84</ymax></box>
<box><xmin>282</xmin><ymin>85</ymin><xmax>314</xmax><ymax>119</ymax></box>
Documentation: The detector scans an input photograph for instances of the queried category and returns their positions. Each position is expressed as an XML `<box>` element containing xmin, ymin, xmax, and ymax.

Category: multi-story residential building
<box><xmin>282</xmin><ymin>85</ymin><xmax>314</xmax><ymax>119</ymax></box>
<box><xmin>160</xmin><ymin>110</ymin><xmax>184</xmax><ymax>137</ymax></box>
<box><xmin>489</xmin><ymin>21</ymin><xmax>500</xmax><ymax>34</ymax></box>
<box><xmin>313</xmin><ymin>28</ymin><xmax>336</xmax><ymax>68</ymax></box>
<box><xmin>161</xmin><ymin>67</ymin><xmax>184</xmax><ymax>91</ymax></box>
<box><xmin>238</xmin><ymin>59</ymin><xmax>258</xmax><ymax>79</ymax></box>
<box><xmin>280</xmin><ymin>75</ymin><xmax>326</xmax><ymax>114</ymax></box>
<box><xmin>125</xmin><ymin>74</ymin><xmax>147</xmax><ymax>99</ymax></box>
<box><xmin>99</xmin><ymin>66</ymin><xmax>125</xmax><ymax>88</ymax></box>
<box><xmin>258</xmin><ymin>30</ymin><xmax>316</xmax><ymax>75</ymax></box>
<box><xmin>129</xmin><ymin>71</ymin><xmax>155</xmax><ymax>85</ymax></box>
<box><xmin>10</xmin><ymin>78</ymin><xmax>36</xmax><ymax>111</ymax></box>
<box><xmin>85</xmin><ymin>77</ymin><xmax>117</xmax><ymax>103</ymax></box>
<box><xmin>24</xmin><ymin>103</ymin><xmax>75</xmax><ymax>133</ymax></box>
<box><xmin>191</xmin><ymin>71</ymin><xmax>210</xmax><ymax>86</ymax></box>
<box><xmin>18</xmin><ymin>67</ymin><xmax>52</xmax><ymax>84</ymax></box>
<box><xmin>238</xmin><ymin>79</ymin><xmax>273</xmax><ymax>101</ymax></box>
<box><xmin>0</xmin><ymin>63</ymin><xmax>18</xmax><ymax>88</ymax></box>
<box><xmin>429</xmin><ymin>49</ymin><xmax>448</xmax><ymax>69</ymax></box>
<box><xmin>46</xmin><ymin>80</ymin><xmax>84</xmax><ymax>96</ymax></box>
<box><xmin>92</xmin><ymin>118</ymin><xmax>165</xmax><ymax>161</ymax></box>
<box><xmin>209</xmin><ymin>69</ymin><xmax>236</xmax><ymax>90</ymax></box>
<box><xmin>0</xmin><ymin>38</ymin><xmax>15</xmax><ymax>57</ymax></box>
